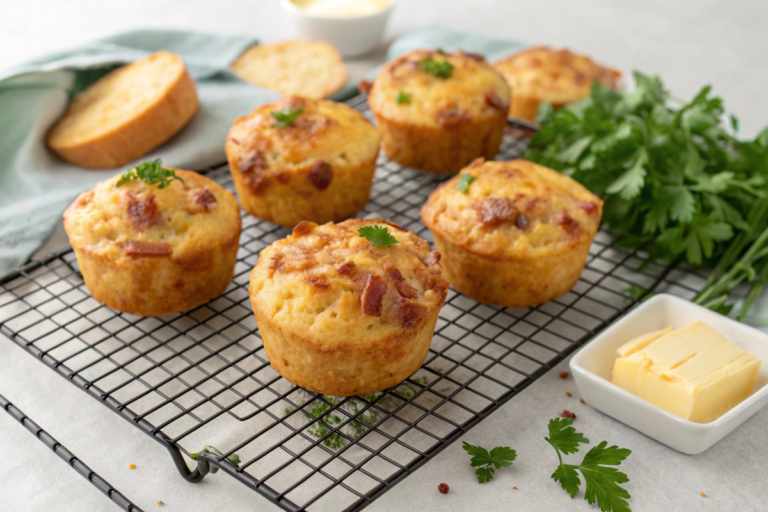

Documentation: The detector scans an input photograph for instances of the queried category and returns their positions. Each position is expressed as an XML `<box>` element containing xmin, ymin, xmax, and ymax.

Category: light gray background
<box><xmin>1</xmin><ymin>1</ymin><xmax>767</xmax><ymax>511</ymax></box>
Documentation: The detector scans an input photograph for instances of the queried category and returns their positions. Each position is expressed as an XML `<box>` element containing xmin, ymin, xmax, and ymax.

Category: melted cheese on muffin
<box><xmin>251</xmin><ymin>219</ymin><xmax>447</xmax><ymax>340</ymax></box>
<box><xmin>494</xmin><ymin>47</ymin><xmax>620</xmax><ymax>107</ymax></box>
<box><xmin>369</xmin><ymin>49</ymin><xmax>510</xmax><ymax>128</ymax></box>
<box><xmin>421</xmin><ymin>158</ymin><xmax>603</xmax><ymax>258</ymax></box>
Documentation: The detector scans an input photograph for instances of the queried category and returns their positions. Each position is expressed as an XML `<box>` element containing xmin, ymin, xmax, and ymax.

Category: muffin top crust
<box><xmin>421</xmin><ymin>159</ymin><xmax>603</xmax><ymax>258</ymax></box>
<box><xmin>226</xmin><ymin>96</ymin><xmax>380</xmax><ymax>196</ymax></box>
<box><xmin>494</xmin><ymin>47</ymin><xmax>620</xmax><ymax>105</ymax></box>
<box><xmin>63</xmin><ymin>169</ymin><xmax>241</xmax><ymax>259</ymax></box>
<box><xmin>250</xmin><ymin>218</ymin><xmax>448</xmax><ymax>342</ymax></box>
<box><xmin>368</xmin><ymin>49</ymin><xmax>510</xmax><ymax>128</ymax></box>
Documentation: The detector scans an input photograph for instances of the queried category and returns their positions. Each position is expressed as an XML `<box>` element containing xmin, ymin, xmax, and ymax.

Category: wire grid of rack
<box><xmin>0</xmin><ymin>94</ymin><xmax>709</xmax><ymax>512</ymax></box>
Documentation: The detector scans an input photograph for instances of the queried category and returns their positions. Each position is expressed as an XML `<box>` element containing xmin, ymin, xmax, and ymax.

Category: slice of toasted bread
<box><xmin>231</xmin><ymin>40</ymin><xmax>347</xmax><ymax>99</ymax></box>
<box><xmin>47</xmin><ymin>51</ymin><xmax>198</xmax><ymax>169</ymax></box>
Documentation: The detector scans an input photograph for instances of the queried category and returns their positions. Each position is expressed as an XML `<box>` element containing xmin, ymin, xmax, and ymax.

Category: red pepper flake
<box><xmin>559</xmin><ymin>371</ymin><xmax>569</xmax><ymax>379</ymax></box>
<box><xmin>438</xmin><ymin>483</ymin><xmax>449</xmax><ymax>494</ymax></box>
<box><xmin>560</xmin><ymin>410</ymin><xmax>576</xmax><ymax>420</ymax></box>
<box><xmin>566</xmin><ymin>392</ymin><xmax>572</xmax><ymax>397</ymax></box>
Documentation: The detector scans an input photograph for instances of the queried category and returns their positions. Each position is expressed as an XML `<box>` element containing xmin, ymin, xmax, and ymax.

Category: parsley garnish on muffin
<box><xmin>419</xmin><ymin>58</ymin><xmax>454</xmax><ymax>78</ymax></box>
<box><xmin>396</xmin><ymin>91</ymin><xmax>411</xmax><ymax>104</ymax></box>
<box><xmin>270</xmin><ymin>106</ymin><xmax>304</xmax><ymax>128</ymax></box>
<box><xmin>357</xmin><ymin>225</ymin><xmax>400</xmax><ymax>247</ymax></box>
<box><xmin>116</xmin><ymin>159</ymin><xmax>182</xmax><ymax>189</ymax></box>
<box><xmin>455</xmin><ymin>173</ymin><xmax>475</xmax><ymax>194</ymax></box>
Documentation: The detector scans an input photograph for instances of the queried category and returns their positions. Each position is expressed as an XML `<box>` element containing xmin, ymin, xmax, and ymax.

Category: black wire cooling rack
<box><xmin>0</xmin><ymin>94</ymin><xmax>709</xmax><ymax>512</ymax></box>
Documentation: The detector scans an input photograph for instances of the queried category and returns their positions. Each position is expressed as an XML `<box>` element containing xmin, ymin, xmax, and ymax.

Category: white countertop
<box><xmin>2</xmin><ymin>1</ymin><xmax>768</xmax><ymax>511</ymax></box>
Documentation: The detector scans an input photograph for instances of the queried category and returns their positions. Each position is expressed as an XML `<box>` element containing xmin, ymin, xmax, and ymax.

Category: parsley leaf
<box><xmin>462</xmin><ymin>442</ymin><xmax>516</xmax><ymax>484</ymax></box>
<box><xmin>396</xmin><ymin>91</ymin><xmax>411</xmax><ymax>104</ymax></box>
<box><xmin>524</xmin><ymin>70</ymin><xmax>768</xmax><ymax>318</ymax></box>
<box><xmin>545</xmin><ymin>418</ymin><xmax>632</xmax><ymax>512</ymax></box>
<box><xmin>190</xmin><ymin>445</ymin><xmax>241</xmax><ymax>466</ymax></box>
<box><xmin>116</xmin><ymin>159</ymin><xmax>182</xmax><ymax>189</ymax></box>
<box><xmin>271</xmin><ymin>107</ymin><xmax>304</xmax><ymax>128</ymax></box>
<box><xmin>357</xmin><ymin>225</ymin><xmax>399</xmax><ymax>247</ymax></box>
<box><xmin>419</xmin><ymin>58</ymin><xmax>454</xmax><ymax>79</ymax></box>
<box><xmin>455</xmin><ymin>173</ymin><xmax>475</xmax><ymax>194</ymax></box>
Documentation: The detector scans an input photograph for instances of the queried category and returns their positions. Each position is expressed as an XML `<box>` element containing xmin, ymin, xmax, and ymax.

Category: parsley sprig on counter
<box><xmin>358</xmin><ymin>225</ymin><xmax>399</xmax><ymax>247</ymax></box>
<box><xmin>546</xmin><ymin>418</ymin><xmax>632</xmax><ymax>512</ymax></box>
<box><xmin>271</xmin><ymin>106</ymin><xmax>303</xmax><ymax>128</ymax></box>
<box><xmin>462</xmin><ymin>442</ymin><xmax>516</xmax><ymax>483</ymax></box>
<box><xmin>524</xmin><ymin>72</ymin><xmax>768</xmax><ymax>318</ymax></box>
<box><xmin>455</xmin><ymin>173</ymin><xmax>475</xmax><ymax>194</ymax></box>
<box><xmin>419</xmin><ymin>58</ymin><xmax>454</xmax><ymax>78</ymax></box>
<box><xmin>116</xmin><ymin>159</ymin><xmax>182</xmax><ymax>189</ymax></box>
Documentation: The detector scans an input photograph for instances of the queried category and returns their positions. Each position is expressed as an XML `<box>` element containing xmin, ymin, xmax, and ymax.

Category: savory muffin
<box><xmin>63</xmin><ymin>163</ymin><xmax>241</xmax><ymax>316</ymax></box>
<box><xmin>420</xmin><ymin>158</ymin><xmax>603</xmax><ymax>308</ymax></box>
<box><xmin>226</xmin><ymin>96</ymin><xmax>380</xmax><ymax>228</ymax></box>
<box><xmin>368</xmin><ymin>49</ymin><xmax>510</xmax><ymax>174</ymax></box>
<box><xmin>494</xmin><ymin>47</ymin><xmax>620</xmax><ymax>122</ymax></box>
<box><xmin>231</xmin><ymin>40</ymin><xmax>347</xmax><ymax>99</ymax></box>
<box><xmin>249</xmin><ymin>219</ymin><xmax>448</xmax><ymax>396</ymax></box>
<box><xmin>47</xmin><ymin>51</ymin><xmax>198</xmax><ymax>169</ymax></box>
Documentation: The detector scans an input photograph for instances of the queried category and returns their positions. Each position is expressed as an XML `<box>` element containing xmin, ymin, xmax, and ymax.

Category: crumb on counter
<box><xmin>559</xmin><ymin>371</ymin><xmax>569</xmax><ymax>379</ymax></box>
<box><xmin>157</xmin><ymin>500</ymin><xmax>163</xmax><ymax>505</ymax></box>
<box><xmin>438</xmin><ymin>483</ymin><xmax>450</xmax><ymax>494</ymax></box>
<box><xmin>580</xmin><ymin>398</ymin><xmax>585</xmax><ymax>404</ymax></box>
<box><xmin>701</xmin><ymin>492</ymin><xmax>706</xmax><ymax>497</ymax></box>
<box><xmin>560</xmin><ymin>410</ymin><xmax>576</xmax><ymax>420</ymax></box>
<box><xmin>566</xmin><ymin>391</ymin><xmax>572</xmax><ymax>397</ymax></box>
<box><xmin>129</xmin><ymin>463</ymin><xmax>136</xmax><ymax>470</ymax></box>
<box><xmin>512</xmin><ymin>486</ymin><xmax>518</xmax><ymax>490</ymax></box>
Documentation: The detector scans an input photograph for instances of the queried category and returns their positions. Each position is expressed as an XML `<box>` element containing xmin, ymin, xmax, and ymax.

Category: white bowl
<box><xmin>570</xmin><ymin>293</ymin><xmax>768</xmax><ymax>455</ymax></box>
<box><xmin>280</xmin><ymin>0</ymin><xmax>396</xmax><ymax>58</ymax></box>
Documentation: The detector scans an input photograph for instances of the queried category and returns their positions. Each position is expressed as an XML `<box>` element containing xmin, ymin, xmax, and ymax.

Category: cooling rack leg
<box><xmin>162</xmin><ymin>441</ymin><xmax>213</xmax><ymax>483</ymax></box>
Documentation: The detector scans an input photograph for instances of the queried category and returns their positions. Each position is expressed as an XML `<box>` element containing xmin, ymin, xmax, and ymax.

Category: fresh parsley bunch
<box><xmin>545</xmin><ymin>418</ymin><xmax>631</xmax><ymax>512</ymax></box>
<box><xmin>116</xmin><ymin>159</ymin><xmax>182</xmax><ymax>189</ymax></box>
<box><xmin>525</xmin><ymin>72</ymin><xmax>768</xmax><ymax>318</ymax></box>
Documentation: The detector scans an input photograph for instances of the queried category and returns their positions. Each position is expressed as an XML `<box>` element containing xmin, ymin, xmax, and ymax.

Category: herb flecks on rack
<box><xmin>524</xmin><ymin>72</ymin><xmax>768</xmax><ymax>319</ymax></box>
<box><xmin>116</xmin><ymin>159</ymin><xmax>182</xmax><ymax>189</ymax></box>
<box><xmin>190</xmin><ymin>446</ymin><xmax>241</xmax><ymax>466</ymax></box>
<box><xmin>545</xmin><ymin>417</ymin><xmax>632</xmax><ymax>512</ymax></box>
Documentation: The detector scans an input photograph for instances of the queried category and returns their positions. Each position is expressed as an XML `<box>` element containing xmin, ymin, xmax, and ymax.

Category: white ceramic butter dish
<box><xmin>570</xmin><ymin>293</ymin><xmax>768</xmax><ymax>455</ymax></box>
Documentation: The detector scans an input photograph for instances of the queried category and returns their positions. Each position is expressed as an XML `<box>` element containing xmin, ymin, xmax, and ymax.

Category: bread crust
<box><xmin>226</xmin><ymin>96</ymin><xmax>380</xmax><ymax>227</ymax></box>
<box><xmin>493</xmin><ymin>46</ymin><xmax>620</xmax><ymax>121</ymax></box>
<box><xmin>47</xmin><ymin>51</ymin><xmax>198</xmax><ymax>169</ymax></box>
<box><xmin>249</xmin><ymin>219</ymin><xmax>448</xmax><ymax>396</ymax></box>
<box><xmin>421</xmin><ymin>159</ymin><xmax>603</xmax><ymax>307</ymax></box>
<box><xmin>64</xmin><ymin>169</ymin><xmax>241</xmax><ymax>316</ymax></box>
<box><xmin>369</xmin><ymin>49</ymin><xmax>510</xmax><ymax>174</ymax></box>
<box><xmin>231</xmin><ymin>40</ymin><xmax>347</xmax><ymax>99</ymax></box>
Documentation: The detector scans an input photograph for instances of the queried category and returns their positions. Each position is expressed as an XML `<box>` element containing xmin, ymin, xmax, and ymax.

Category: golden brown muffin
<box><xmin>47</xmin><ymin>51</ymin><xmax>198</xmax><ymax>169</ymax></box>
<box><xmin>420</xmin><ymin>158</ymin><xmax>603</xmax><ymax>308</ymax></box>
<box><xmin>231</xmin><ymin>40</ymin><xmax>347</xmax><ymax>99</ymax></box>
<box><xmin>249</xmin><ymin>219</ymin><xmax>448</xmax><ymax>396</ymax></box>
<box><xmin>368</xmin><ymin>49</ymin><xmax>510</xmax><ymax>174</ymax></box>
<box><xmin>226</xmin><ymin>96</ymin><xmax>380</xmax><ymax>228</ymax></box>
<box><xmin>494</xmin><ymin>46</ymin><xmax>620</xmax><ymax>121</ymax></box>
<box><xmin>63</xmin><ymin>166</ymin><xmax>241</xmax><ymax>316</ymax></box>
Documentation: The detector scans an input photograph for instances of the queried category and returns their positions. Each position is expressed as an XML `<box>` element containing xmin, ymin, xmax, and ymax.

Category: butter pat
<box><xmin>612</xmin><ymin>321</ymin><xmax>761</xmax><ymax>423</ymax></box>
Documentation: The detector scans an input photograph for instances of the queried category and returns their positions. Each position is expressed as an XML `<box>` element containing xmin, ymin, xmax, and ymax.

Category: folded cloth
<box><xmin>0</xmin><ymin>25</ymin><xmax>525</xmax><ymax>276</ymax></box>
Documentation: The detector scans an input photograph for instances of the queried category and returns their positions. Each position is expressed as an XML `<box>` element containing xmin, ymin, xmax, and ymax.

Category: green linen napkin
<box><xmin>0</xmin><ymin>25</ymin><xmax>526</xmax><ymax>275</ymax></box>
